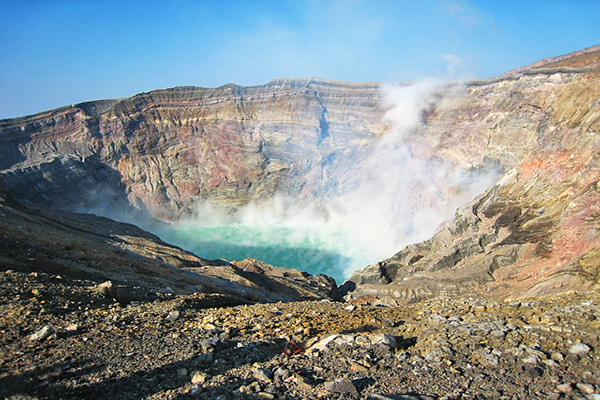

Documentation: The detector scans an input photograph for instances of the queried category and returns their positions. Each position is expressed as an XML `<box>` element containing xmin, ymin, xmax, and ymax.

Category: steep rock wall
<box><xmin>0</xmin><ymin>78</ymin><xmax>384</xmax><ymax>220</ymax></box>
<box><xmin>2</xmin><ymin>47</ymin><xmax>600</xmax><ymax>301</ymax></box>
<box><xmin>349</xmin><ymin>57</ymin><xmax>600</xmax><ymax>301</ymax></box>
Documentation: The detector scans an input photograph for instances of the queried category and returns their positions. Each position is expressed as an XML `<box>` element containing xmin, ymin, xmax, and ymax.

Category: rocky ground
<box><xmin>1</xmin><ymin>269</ymin><xmax>599</xmax><ymax>400</ymax></box>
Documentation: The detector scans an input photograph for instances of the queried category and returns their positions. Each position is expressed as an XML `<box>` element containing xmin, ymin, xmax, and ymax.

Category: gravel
<box><xmin>1</xmin><ymin>269</ymin><xmax>599</xmax><ymax>399</ymax></box>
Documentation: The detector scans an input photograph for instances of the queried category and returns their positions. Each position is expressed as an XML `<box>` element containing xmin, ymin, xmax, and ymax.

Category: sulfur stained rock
<box><xmin>2</xmin><ymin>48</ymin><xmax>600</xmax><ymax>306</ymax></box>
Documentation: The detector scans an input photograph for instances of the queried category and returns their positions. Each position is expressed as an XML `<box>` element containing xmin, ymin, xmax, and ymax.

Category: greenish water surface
<box><xmin>161</xmin><ymin>224</ymin><xmax>362</xmax><ymax>284</ymax></box>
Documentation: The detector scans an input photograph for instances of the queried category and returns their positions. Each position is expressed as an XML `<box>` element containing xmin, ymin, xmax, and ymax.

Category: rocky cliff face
<box><xmin>0</xmin><ymin>78</ymin><xmax>384</xmax><ymax>221</ymax></box>
<box><xmin>1</xmin><ymin>47</ymin><xmax>599</xmax><ymax>302</ymax></box>
<box><xmin>348</xmin><ymin>47</ymin><xmax>600</xmax><ymax>302</ymax></box>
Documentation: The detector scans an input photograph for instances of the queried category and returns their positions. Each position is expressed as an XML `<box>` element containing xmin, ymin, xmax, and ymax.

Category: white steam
<box><xmin>164</xmin><ymin>79</ymin><xmax>500</xmax><ymax>282</ymax></box>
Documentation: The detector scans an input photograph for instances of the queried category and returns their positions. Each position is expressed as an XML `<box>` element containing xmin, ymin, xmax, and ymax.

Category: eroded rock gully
<box><xmin>348</xmin><ymin>150</ymin><xmax>600</xmax><ymax>303</ymax></box>
<box><xmin>348</xmin><ymin>48</ymin><xmax>600</xmax><ymax>302</ymax></box>
<box><xmin>2</xmin><ymin>50</ymin><xmax>600</xmax><ymax>305</ymax></box>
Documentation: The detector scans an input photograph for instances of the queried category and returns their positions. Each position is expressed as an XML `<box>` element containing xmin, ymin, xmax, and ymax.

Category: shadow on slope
<box><xmin>0</xmin><ymin>177</ymin><xmax>339</xmax><ymax>304</ymax></box>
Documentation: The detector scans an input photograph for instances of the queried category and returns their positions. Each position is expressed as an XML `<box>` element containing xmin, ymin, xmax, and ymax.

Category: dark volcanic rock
<box><xmin>1</xmin><ymin>275</ymin><xmax>599</xmax><ymax>399</ymax></box>
<box><xmin>1</xmin><ymin>46</ymin><xmax>600</xmax><ymax>400</ymax></box>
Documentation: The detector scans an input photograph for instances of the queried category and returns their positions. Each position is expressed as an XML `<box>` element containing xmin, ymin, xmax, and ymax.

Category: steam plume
<box><xmin>163</xmin><ymin>79</ymin><xmax>500</xmax><ymax>282</ymax></box>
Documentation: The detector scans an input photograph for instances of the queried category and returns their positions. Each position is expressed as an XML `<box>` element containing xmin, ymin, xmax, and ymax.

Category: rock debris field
<box><xmin>1</xmin><ymin>269</ymin><xmax>599</xmax><ymax>400</ymax></box>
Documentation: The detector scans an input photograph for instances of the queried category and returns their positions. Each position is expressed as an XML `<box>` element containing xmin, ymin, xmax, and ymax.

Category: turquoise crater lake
<box><xmin>160</xmin><ymin>224</ymin><xmax>369</xmax><ymax>284</ymax></box>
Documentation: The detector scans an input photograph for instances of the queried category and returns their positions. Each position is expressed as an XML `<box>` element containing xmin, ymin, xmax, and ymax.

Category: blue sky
<box><xmin>0</xmin><ymin>0</ymin><xmax>598</xmax><ymax>119</ymax></box>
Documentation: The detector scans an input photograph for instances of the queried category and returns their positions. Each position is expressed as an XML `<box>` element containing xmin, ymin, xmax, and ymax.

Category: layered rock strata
<box><xmin>0</xmin><ymin>78</ymin><xmax>384</xmax><ymax>220</ymax></box>
<box><xmin>1</xmin><ymin>46</ymin><xmax>600</xmax><ymax>302</ymax></box>
<box><xmin>349</xmin><ymin>47</ymin><xmax>600</xmax><ymax>302</ymax></box>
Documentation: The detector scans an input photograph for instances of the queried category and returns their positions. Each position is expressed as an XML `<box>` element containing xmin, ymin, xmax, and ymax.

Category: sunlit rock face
<box><xmin>0</xmin><ymin>78</ymin><xmax>385</xmax><ymax>220</ymax></box>
<box><xmin>348</xmin><ymin>47</ymin><xmax>600</xmax><ymax>301</ymax></box>
<box><xmin>1</xmin><ymin>46</ymin><xmax>600</xmax><ymax>301</ymax></box>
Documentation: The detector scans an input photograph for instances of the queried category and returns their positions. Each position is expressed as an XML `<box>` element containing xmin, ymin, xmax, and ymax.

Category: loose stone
<box><xmin>197</xmin><ymin>352</ymin><xmax>214</xmax><ymax>364</ymax></box>
<box><xmin>576</xmin><ymin>383</ymin><xmax>595</xmax><ymax>394</ymax></box>
<box><xmin>525</xmin><ymin>367</ymin><xmax>544</xmax><ymax>379</ymax></box>
<box><xmin>28</xmin><ymin>325</ymin><xmax>55</xmax><ymax>341</ymax></box>
<box><xmin>556</xmin><ymin>383</ymin><xmax>573</xmax><ymax>393</ymax></box>
<box><xmin>166</xmin><ymin>310</ymin><xmax>180</xmax><ymax>322</ymax></box>
<box><xmin>253</xmin><ymin>367</ymin><xmax>272</xmax><ymax>382</ymax></box>
<box><xmin>569</xmin><ymin>343</ymin><xmax>591</xmax><ymax>356</ymax></box>
<box><xmin>191</xmin><ymin>371</ymin><xmax>208</xmax><ymax>384</ymax></box>
<box><xmin>324</xmin><ymin>378</ymin><xmax>358</xmax><ymax>394</ymax></box>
